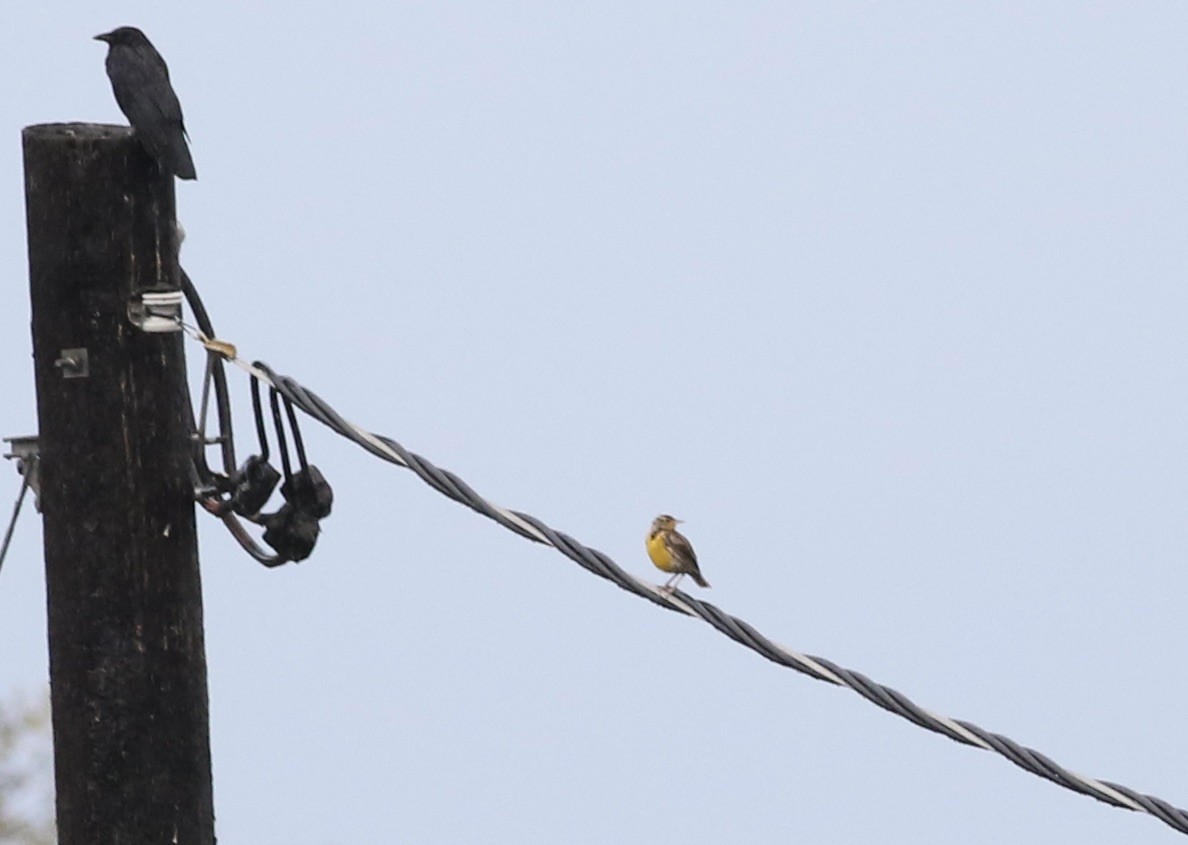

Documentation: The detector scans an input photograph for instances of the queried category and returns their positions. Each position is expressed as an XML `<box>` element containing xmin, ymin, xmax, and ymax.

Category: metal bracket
<box><xmin>129</xmin><ymin>290</ymin><xmax>184</xmax><ymax>333</ymax></box>
<box><xmin>54</xmin><ymin>348</ymin><xmax>89</xmax><ymax>378</ymax></box>
<box><xmin>3</xmin><ymin>435</ymin><xmax>41</xmax><ymax>511</ymax></box>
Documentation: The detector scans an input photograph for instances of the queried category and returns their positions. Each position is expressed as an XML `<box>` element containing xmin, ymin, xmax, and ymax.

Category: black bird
<box><xmin>95</xmin><ymin>27</ymin><xmax>196</xmax><ymax>180</ymax></box>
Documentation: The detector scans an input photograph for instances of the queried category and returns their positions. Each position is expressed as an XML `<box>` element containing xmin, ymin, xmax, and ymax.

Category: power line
<box><xmin>177</xmin><ymin>315</ymin><xmax>1188</xmax><ymax>838</ymax></box>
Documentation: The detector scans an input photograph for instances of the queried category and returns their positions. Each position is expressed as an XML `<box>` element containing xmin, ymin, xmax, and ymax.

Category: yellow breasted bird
<box><xmin>646</xmin><ymin>514</ymin><xmax>710</xmax><ymax>591</ymax></box>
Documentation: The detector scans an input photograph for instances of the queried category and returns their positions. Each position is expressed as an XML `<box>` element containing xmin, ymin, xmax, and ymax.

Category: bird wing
<box><xmin>108</xmin><ymin>47</ymin><xmax>184</xmax><ymax>129</ymax></box>
<box><xmin>665</xmin><ymin>530</ymin><xmax>699</xmax><ymax>570</ymax></box>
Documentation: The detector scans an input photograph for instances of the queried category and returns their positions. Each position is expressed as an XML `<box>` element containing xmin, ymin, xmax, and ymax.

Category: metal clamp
<box><xmin>2</xmin><ymin>436</ymin><xmax>40</xmax><ymax>510</ymax></box>
<box><xmin>129</xmin><ymin>290</ymin><xmax>184</xmax><ymax>333</ymax></box>
<box><xmin>1</xmin><ymin>435</ymin><xmax>40</xmax><ymax>574</ymax></box>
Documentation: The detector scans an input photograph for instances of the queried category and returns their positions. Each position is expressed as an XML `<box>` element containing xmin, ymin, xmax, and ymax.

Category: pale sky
<box><xmin>3</xmin><ymin>3</ymin><xmax>1188</xmax><ymax>843</ymax></box>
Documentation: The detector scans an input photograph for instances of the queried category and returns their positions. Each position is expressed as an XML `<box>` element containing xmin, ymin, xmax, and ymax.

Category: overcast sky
<box><xmin>3</xmin><ymin>3</ymin><xmax>1188</xmax><ymax>843</ymax></box>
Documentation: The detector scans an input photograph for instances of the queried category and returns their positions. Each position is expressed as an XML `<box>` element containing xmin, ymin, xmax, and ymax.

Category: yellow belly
<box><xmin>647</xmin><ymin>532</ymin><xmax>678</xmax><ymax>573</ymax></box>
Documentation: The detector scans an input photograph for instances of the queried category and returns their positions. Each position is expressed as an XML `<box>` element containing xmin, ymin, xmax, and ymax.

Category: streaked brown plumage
<box><xmin>646</xmin><ymin>514</ymin><xmax>710</xmax><ymax>591</ymax></box>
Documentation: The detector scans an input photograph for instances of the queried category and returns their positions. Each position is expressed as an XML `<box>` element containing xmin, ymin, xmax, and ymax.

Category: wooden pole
<box><xmin>22</xmin><ymin>123</ymin><xmax>214</xmax><ymax>845</ymax></box>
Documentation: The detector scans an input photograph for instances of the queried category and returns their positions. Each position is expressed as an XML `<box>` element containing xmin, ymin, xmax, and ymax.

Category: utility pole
<box><xmin>22</xmin><ymin>123</ymin><xmax>214</xmax><ymax>845</ymax></box>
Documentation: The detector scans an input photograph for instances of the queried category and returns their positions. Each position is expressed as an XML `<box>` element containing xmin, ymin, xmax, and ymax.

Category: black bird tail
<box><xmin>168</xmin><ymin>135</ymin><xmax>197</xmax><ymax>180</ymax></box>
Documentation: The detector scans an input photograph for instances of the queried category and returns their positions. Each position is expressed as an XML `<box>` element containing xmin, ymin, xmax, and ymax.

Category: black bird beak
<box><xmin>94</xmin><ymin>32</ymin><xmax>112</xmax><ymax>43</ymax></box>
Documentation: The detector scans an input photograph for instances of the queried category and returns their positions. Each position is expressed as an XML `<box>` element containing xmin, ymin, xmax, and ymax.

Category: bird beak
<box><xmin>94</xmin><ymin>32</ymin><xmax>112</xmax><ymax>43</ymax></box>
<box><xmin>674</xmin><ymin>518</ymin><xmax>685</xmax><ymax>524</ymax></box>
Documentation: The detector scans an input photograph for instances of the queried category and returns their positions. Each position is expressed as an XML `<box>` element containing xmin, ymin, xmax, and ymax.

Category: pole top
<box><xmin>23</xmin><ymin>122</ymin><xmax>133</xmax><ymax>143</ymax></box>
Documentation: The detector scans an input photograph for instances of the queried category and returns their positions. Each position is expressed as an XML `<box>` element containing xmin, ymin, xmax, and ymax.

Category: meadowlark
<box><xmin>646</xmin><ymin>514</ymin><xmax>710</xmax><ymax>591</ymax></box>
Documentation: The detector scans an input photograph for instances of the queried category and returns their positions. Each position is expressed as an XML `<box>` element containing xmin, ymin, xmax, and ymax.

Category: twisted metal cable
<box><xmin>176</xmin><ymin>324</ymin><xmax>1188</xmax><ymax>837</ymax></box>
